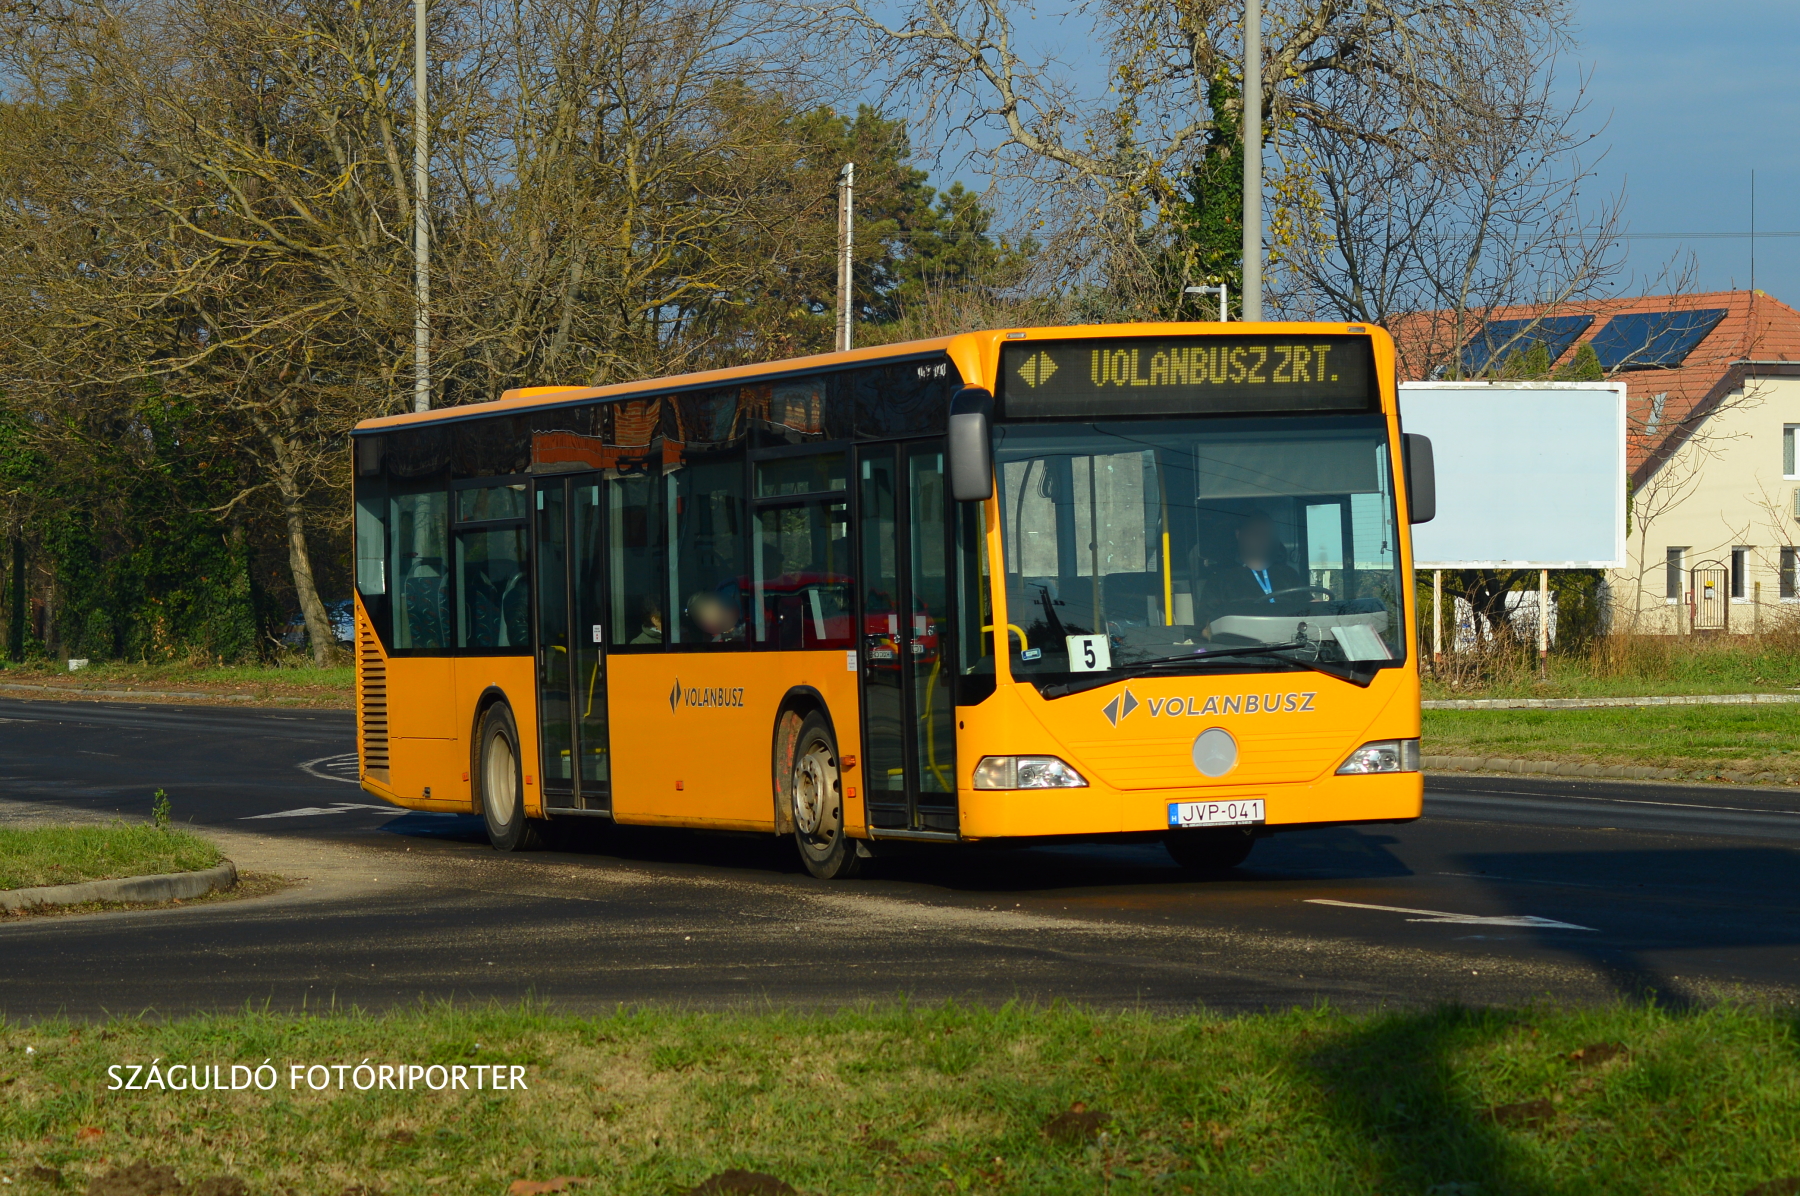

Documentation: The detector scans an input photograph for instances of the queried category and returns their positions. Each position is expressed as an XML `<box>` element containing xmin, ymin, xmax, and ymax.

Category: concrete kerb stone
<box><xmin>1422</xmin><ymin>755</ymin><xmax>1796</xmax><ymax>786</ymax></box>
<box><xmin>0</xmin><ymin>681</ymin><xmax>255</xmax><ymax>701</ymax></box>
<box><xmin>0</xmin><ymin>860</ymin><xmax>238</xmax><ymax>912</ymax></box>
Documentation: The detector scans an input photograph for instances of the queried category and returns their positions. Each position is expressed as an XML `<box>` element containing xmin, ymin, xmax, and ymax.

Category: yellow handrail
<box><xmin>981</xmin><ymin>623</ymin><xmax>1030</xmax><ymax>650</ymax></box>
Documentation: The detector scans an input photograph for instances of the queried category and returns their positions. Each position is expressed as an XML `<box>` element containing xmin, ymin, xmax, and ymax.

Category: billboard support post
<box><xmin>1538</xmin><ymin>569</ymin><xmax>1550</xmax><ymax>675</ymax></box>
<box><xmin>1432</xmin><ymin>570</ymin><xmax>1443</xmax><ymax>668</ymax></box>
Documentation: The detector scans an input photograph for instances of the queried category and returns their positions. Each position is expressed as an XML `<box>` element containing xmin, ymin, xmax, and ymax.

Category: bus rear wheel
<box><xmin>478</xmin><ymin>702</ymin><xmax>544</xmax><ymax>852</ymax></box>
<box><xmin>789</xmin><ymin>713</ymin><xmax>862</xmax><ymax>880</ymax></box>
<box><xmin>1164</xmin><ymin>828</ymin><xmax>1255</xmax><ymax>872</ymax></box>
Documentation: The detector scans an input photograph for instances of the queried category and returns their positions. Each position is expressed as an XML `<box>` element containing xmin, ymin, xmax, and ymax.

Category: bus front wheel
<box><xmin>477</xmin><ymin>702</ymin><xmax>543</xmax><ymax>852</ymax></box>
<box><xmin>789</xmin><ymin>713</ymin><xmax>862</xmax><ymax>880</ymax></box>
<box><xmin>1164</xmin><ymin>828</ymin><xmax>1254</xmax><ymax>872</ymax></box>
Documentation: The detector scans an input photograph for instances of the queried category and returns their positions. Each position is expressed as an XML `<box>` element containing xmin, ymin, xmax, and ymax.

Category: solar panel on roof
<box><xmin>1458</xmin><ymin>315</ymin><xmax>1595</xmax><ymax>376</ymax></box>
<box><xmin>1589</xmin><ymin>309</ymin><xmax>1727</xmax><ymax>371</ymax></box>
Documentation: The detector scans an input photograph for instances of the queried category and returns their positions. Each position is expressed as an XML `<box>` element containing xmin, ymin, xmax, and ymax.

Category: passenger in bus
<box><xmin>629</xmin><ymin>599</ymin><xmax>664</xmax><ymax>645</ymax></box>
<box><xmin>686</xmin><ymin>590</ymin><xmax>742</xmax><ymax>642</ymax></box>
<box><xmin>1207</xmin><ymin>510</ymin><xmax>1307</xmax><ymax>612</ymax></box>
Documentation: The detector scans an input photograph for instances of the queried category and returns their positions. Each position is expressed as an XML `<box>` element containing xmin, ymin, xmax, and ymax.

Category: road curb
<box><xmin>1423</xmin><ymin>755</ymin><xmax>1796</xmax><ymax>786</ymax></box>
<box><xmin>1423</xmin><ymin>692</ymin><xmax>1800</xmax><ymax>711</ymax></box>
<box><xmin>0</xmin><ymin>860</ymin><xmax>238</xmax><ymax>912</ymax></box>
<box><xmin>0</xmin><ymin>681</ymin><xmax>254</xmax><ymax>701</ymax></box>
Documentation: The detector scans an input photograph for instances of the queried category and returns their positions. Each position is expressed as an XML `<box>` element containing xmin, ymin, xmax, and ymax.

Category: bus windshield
<box><xmin>994</xmin><ymin>414</ymin><xmax>1405</xmax><ymax>687</ymax></box>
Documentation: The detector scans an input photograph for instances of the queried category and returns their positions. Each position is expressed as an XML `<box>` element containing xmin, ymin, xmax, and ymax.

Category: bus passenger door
<box><xmin>858</xmin><ymin>442</ymin><xmax>958</xmax><ymax>834</ymax></box>
<box><xmin>569</xmin><ymin>478</ymin><xmax>611</xmax><ymax>811</ymax></box>
<box><xmin>535</xmin><ymin>474</ymin><xmax>611</xmax><ymax>814</ymax></box>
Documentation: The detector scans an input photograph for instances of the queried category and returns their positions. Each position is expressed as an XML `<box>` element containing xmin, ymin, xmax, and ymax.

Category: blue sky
<box><xmin>1577</xmin><ymin>0</ymin><xmax>1800</xmax><ymax>302</ymax></box>
<box><xmin>903</xmin><ymin>0</ymin><xmax>1800</xmax><ymax>305</ymax></box>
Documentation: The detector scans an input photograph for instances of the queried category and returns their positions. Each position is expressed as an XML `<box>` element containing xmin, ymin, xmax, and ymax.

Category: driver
<box><xmin>1208</xmin><ymin>510</ymin><xmax>1306</xmax><ymax>611</ymax></box>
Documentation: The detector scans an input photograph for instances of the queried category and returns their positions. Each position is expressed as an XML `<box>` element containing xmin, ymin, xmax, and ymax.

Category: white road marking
<box><xmin>1304</xmin><ymin>898</ymin><xmax>1597</xmax><ymax>931</ymax></box>
<box><xmin>299</xmin><ymin>753</ymin><xmax>362</xmax><ymax>784</ymax></box>
<box><xmin>242</xmin><ymin>803</ymin><xmax>402</xmax><ymax>820</ymax></box>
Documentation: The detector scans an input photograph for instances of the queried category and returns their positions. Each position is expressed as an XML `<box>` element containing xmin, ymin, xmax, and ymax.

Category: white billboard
<box><xmin>1399</xmin><ymin>381</ymin><xmax>1627</xmax><ymax>569</ymax></box>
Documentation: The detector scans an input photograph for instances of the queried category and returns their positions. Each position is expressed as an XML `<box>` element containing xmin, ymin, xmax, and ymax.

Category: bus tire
<box><xmin>1164</xmin><ymin>828</ymin><xmax>1254</xmax><ymax>872</ymax></box>
<box><xmin>789</xmin><ymin>712</ymin><xmax>861</xmax><ymax>880</ymax></box>
<box><xmin>477</xmin><ymin>702</ymin><xmax>543</xmax><ymax>852</ymax></box>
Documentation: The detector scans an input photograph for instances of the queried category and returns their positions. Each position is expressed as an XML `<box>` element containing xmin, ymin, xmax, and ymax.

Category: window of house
<box><xmin>1782</xmin><ymin>548</ymin><xmax>1797</xmax><ymax>601</ymax></box>
<box><xmin>1731</xmin><ymin>547</ymin><xmax>1749</xmax><ymax>600</ymax></box>
<box><xmin>1787</xmin><ymin>426</ymin><xmax>1799</xmax><ymax>479</ymax></box>
<box><xmin>1665</xmin><ymin>547</ymin><xmax>1686</xmax><ymax>603</ymax></box>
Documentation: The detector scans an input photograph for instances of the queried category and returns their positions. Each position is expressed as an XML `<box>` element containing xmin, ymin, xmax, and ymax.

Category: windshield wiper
<box><xmin>1140</xmin><ymin>641</ymin><xmax>1372</xmax><ymax>687</ymax></box>
<box><xmin>1132</xmin><ymin>640</ymin><xmax>1306</xmax><ymax>668</ymax></box>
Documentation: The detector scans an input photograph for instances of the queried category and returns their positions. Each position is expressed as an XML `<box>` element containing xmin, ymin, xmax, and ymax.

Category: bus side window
<box><xmin>455</xmin><ymin>525</ymin><xmax>529</xmax><ymax>649</ymax></box>
<box><xmin>753</xmin><ymin>501</ymin><xmax>853</xmax><ymax>650</ymax></box>
<box><xmin>672</xmin><ymin>453</ymin><xmax>748</xmax><ymax>646</ymax></box>
<box><xmin>390</xmin><ymin>490</ymin><xmax>449</xmax><ymax>650</ymax></box>
<box><xmin>607</xmin><ymin>472</ymin><xmax>665</xmax><ymax>648</ymax></box>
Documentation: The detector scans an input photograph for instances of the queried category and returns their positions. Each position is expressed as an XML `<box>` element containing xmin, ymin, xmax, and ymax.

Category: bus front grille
<box><xmin>358</xmin><ymin>621</ymin><xmax>390</xmax><ymax>780</ymax></box>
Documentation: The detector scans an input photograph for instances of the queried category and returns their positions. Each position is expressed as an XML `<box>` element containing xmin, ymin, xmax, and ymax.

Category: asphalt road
<box><xmin>2</xmin><ymin>696</ymin><xmax>1797</xmax><ymax>1019</ymax></box>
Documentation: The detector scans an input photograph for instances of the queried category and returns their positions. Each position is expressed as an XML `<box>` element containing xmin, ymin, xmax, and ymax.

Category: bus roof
<box><xmin>353</xmin><ymin>334</ymin><xmax>959</xmax><ymax>433</ymax></box>
<box><xmin>351</xmin><ymin>321</ymin><xmax>1389</xmax><ymax>434</ymax></box>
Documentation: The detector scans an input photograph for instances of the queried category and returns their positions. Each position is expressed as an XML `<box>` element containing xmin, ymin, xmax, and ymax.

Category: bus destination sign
<box><xmin>1000</xmin><ymin>334</ymin><xmax>1376</xmax><ymax>417</ymax></box>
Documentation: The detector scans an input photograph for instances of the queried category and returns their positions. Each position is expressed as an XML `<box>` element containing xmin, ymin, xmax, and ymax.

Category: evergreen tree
<box><xmin>1555</xmin><ymin>341</ymin><xmax>1604</xmax><ymax>381</ymax></box>
<box><xmin>1173</xmin><ymin>72</ymin><xmax>1246</xmax><ymax>317</ymax></box>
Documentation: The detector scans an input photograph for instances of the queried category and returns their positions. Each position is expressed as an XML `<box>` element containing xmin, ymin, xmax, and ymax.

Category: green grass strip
<box><xmin>1423</xmin><ymin>704</ymin><xmax>1800</xmax><ymax>774</ymax></box>
<box><xmin>0</xmin><ymin>824</ymin><xmax>223</xmax><ymax>891</ymax></box>
<box><xmin>2</xmin><ymin>1002</ymin><xmax>1798</xmax><ymax>1193</ymax></box>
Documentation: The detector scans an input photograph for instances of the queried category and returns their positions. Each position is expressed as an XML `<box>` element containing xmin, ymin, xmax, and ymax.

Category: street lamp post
<box><xmin>1184</xmin><ymin>284</ymin><xmax>1229</xmax><ymax>321</ymax></box>
<box><xmin>1241</xmin><ymin>0</ymin><xmax>1263</xmax><ymax>322</ymax></box>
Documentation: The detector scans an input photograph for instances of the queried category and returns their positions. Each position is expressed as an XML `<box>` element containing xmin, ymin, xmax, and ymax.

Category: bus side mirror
<box><xmin>1403</xmin><ymin>432</ymin><xmax>1436</xmax><ymax>524</ymax></box>
<box><xmin>947</xmin><ymin>386</ymin><xmax>994</xmax><ymax>502</ymax></box>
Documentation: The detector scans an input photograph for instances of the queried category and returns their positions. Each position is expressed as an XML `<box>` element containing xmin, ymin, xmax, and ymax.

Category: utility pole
<box><xmin>836</xmin><ymin>162</ymin><xmax>855</xmax><ymax>353</ymax></box>
<box><xmin>412</xmin><ymin>0</ymin><xmax>430</xmax><ymax>413</ymax></box>
<box><xmin>1240</xmin><ymin>0</ymin><xmax>1263</xmax><ymax>322</ymax></box>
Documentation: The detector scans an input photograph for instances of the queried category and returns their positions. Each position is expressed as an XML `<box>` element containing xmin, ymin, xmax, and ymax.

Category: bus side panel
<box><xmin>454</xmin><ymin>656</ymin><xmax>537</xmax><ymax>815</ymax></box>
<box><xmin>382</xmin><ymin>656</ymin><xmax>462</xmax><ymax>809</ymax></box>
<box><xmin>606</xmin><ymin>651</ymin><xmax>863</xmax><ymax>833</ymax></box>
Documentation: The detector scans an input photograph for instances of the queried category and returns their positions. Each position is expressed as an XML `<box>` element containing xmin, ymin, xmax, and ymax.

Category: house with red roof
<box><xmin>1395</xmin><ymin>290</ymin><xmax>1800</xmax><ymax>633</ymax></box>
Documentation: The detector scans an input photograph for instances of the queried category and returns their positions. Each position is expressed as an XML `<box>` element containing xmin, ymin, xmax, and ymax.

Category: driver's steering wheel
<box><xmin>1209</xmin><ymin>583</ymin><xmax>1335</xmax><ymax>622</ymax></box>
<box><xmin>1266</xmin><ymin>584</ymin><xmax>1334</xmax><ymax>603</ymax></box>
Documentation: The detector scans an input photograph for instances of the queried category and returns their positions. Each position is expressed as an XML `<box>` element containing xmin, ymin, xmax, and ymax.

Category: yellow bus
<box><xmin>350</xmin><ymin>322</ymin><xmax>1435</xmax><ymax>878</ymax></box>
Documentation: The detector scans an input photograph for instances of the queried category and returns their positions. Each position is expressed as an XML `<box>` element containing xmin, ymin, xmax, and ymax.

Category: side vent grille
<box><xmin>358</xmin><ymin>618</ymin><xmax>390</xmax><ymax>779</ymax></box>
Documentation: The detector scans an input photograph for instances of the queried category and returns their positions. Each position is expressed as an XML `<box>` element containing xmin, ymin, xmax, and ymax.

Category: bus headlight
<box><xmin>1336</xmin><ymin>739</ymin><xmax>1421</xmax><ymax>774</ymax></box>
<box><xmin>971</xmin><ymin>756</ymin><xmax>1089</xmax><ymax>789</ymax></box>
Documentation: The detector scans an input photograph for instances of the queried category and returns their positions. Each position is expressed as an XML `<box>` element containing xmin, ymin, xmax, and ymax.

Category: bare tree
<box><xmin>1278</xmin><ymin>48</ymin><xmax>1624</xmax><ymax>378</ymax></box>
<box><xmin>833</xmin><ymin>0</ymin><xmax>1598</xmax><ymax>316</ymax></box>
<box><xmin>0</xmin><ymin>0</ymin><xmax>840</xmax><ymax>663</ymax></box>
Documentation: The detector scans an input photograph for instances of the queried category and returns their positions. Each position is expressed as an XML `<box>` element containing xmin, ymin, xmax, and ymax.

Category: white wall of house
<box><xmin>1613</xmin><ymin>374</ymin><xmax>1800</xmax><ymax>633</ymax></box>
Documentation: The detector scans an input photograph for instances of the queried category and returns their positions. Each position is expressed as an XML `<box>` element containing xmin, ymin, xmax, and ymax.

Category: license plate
<box><xmin>1168</xmin><ymin>798</ymin><xmax>1265</xmax><ymax>828</ymax></box>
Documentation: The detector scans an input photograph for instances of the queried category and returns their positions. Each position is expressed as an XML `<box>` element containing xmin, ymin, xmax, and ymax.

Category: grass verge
<box><xmin>1422</xmin><ymin>704</ymin><xmax>1800</xmax><ymax>778</ymax></box>
<box><xmin>0</xmin><ymin>824</ymin><xmax>223</xmax><ymax>891</ymax></box>
<box><xmin>0</xmin><ymin>660</ymin><xmax>353</xmax><ymax>708</ymax></box>
<box><xmin>1423</xmin><ymin>631</ymin><xmax>1800</xmax><ymax>701</ymax></box>
<box><xmin>1</xmin><ymin>1003</ymin><xmax>1797</xmax><ymax>1195</ymax></box>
